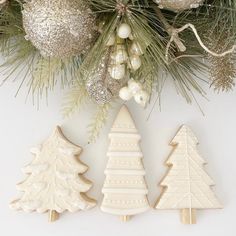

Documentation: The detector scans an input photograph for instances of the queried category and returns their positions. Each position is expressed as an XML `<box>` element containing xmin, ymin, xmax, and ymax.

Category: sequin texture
<box><xmin>86</xmin><ymin>49</ymin><xmax>126</xmax><ymax>105</ymax></box>
<box><xmin>22</xmin><ymin>0</ymin><xmax>97</xmax><ymax>58</ymax></box>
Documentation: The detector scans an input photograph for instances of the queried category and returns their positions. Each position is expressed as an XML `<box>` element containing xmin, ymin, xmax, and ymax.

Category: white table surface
<box><xmin>0</xmin><ymin>79</ymin><xmax>235</xmax><ymax>236</ymax></box>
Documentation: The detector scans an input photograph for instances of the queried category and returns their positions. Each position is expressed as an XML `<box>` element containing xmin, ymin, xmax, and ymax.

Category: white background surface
<box><xmin>0</xmin><ymin>79</ymin><xmax>235</xmax><ymax>236</ymax></box>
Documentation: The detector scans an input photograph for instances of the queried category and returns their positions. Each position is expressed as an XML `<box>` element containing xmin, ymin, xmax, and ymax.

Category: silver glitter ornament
<box><xmin>155</xmin><ymin>0</ymin><xmax>204</xmax><ymax>11</ymax></box>
<box><xmin>22</xmin><ymin>0</ymin><xmax>97</xmax><ymax>58</ymax></box>
<box><xmin>86</xmin><ymin>49</ymin><xmax>126</xmax><ymax>105</ymax></box>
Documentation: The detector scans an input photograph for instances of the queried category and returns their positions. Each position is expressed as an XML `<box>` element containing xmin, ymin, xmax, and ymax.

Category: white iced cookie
<box><xmin>155</xmin><ymin>125</ymin><xmax>223</xmax><ymax>224</ymax></box>
<box><xmin>10</xmin><ymin>126</ymin><xmax>96</xmax><ymax>222</ymax></box>
<box><xmin>101</xmin><ymin>105</ymin><xmax>150</xmax><ymax>221</ymax></box>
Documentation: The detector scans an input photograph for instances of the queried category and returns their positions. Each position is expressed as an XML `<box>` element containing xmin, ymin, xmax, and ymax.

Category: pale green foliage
<box><xmin>89</xmin><ymin>0</ymin><xmax>208</xmax><ymax>103</ymax></box>
<box><xmin>88</xmin><ymin>103</ymin><xmax>111</xmax><ymax>143</ymax></box>
<box><xmin>1</xmin><ymin>0</ymin><xmax>236</xmax><ymax>140</ymax></box>
<box><xmin>2</xmin><ymin>0</ymin><xmax>236</xmax><ymax>100</ymax></box>
<box><xmin>31</xmin><ymin>56</ymin><xmax>81</xmax><ymax>95</ymax></box>
<box><xmin>62</xmin><ymin>84</ymin><xmax>88</xmax><ymax>118</ymax></box>
<box><xmin>0</xmin><ymin>1</ymin><xmax>80</xmax><ymax>99</ymax></box>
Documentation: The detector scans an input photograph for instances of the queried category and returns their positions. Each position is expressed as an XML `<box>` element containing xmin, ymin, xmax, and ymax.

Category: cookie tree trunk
<box><xmin>181</xmin><ymin>209</ymin><xmax>196</xmax><ymax>224</ymax></box>
<box><xmin>121</xmin><ymin>215</ymin><xmax>131</xmax><ymax>222</ymax></box>
<box><xmin>49</xmin><ymin>210</ymin><xmax>59</xmax><ymax>222</ymax></box>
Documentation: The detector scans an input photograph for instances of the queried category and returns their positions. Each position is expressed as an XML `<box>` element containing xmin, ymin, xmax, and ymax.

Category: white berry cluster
<box><xmin>106</xmin><ymin>22</ymin><xmax>149</xmax><ymax>107</ymax></box>
<box><xmin>106</xmin><ymin>23</ymin><xmax>143</xmax><ymax>80</ymax></box>
<box><xmin>119</xmin><ymin>79</ymin><xmax>149</xmax><ymax>107</ymax></box>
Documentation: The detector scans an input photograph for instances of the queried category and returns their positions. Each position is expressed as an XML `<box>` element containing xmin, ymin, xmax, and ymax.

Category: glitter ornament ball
<box><xmin>155</xmin><ymin>0</ymin><xmax>204</xmax><ymax>11</ymax></box>
<box><xmin>22</xmin><ymin>0</ymin><xmax>97</xmax><ymax>58</ymax></box>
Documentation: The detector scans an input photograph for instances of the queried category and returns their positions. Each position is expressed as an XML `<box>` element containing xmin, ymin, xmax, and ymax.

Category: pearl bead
<box><xmin>109</xmin><ymin>64</ymin><xmax>126</xmax><ymax>80</ymax></box>
<box><xmin>128</xmin><ymin>79</ymin><xmax>142</xmax><ymax>95</ymax></box>
<box><xmin>130</xmin><ymin>42</ymin><xmax>143</xmax><ymax>55</ymax></box>
<box><xmin>134</xmin><ymin>90</ymin><xmax>149</xmax><ymax>107</ymax></box>
<box><xmin>106</xmin><ymin>33</ymin><xmax>116</xmax><ymax>46</ymax></box>
<box><xmin>111</xmin><ymin>49</ymin><xmax>128</xmax><ymax>64</ymax></box>
<box><xmin>117</xmin><ymin>23</ymin><xmax>132</xmax><ymax>39</ymax></box>
<box><xmin>130</xmin><ymin>55</ymin><xmax>142</xmax><ymax>71</ymax></box>
<box><xmin>119</xmin><ymin>87</ymin><xmax>133</xmax><ymax>101</ymax></box>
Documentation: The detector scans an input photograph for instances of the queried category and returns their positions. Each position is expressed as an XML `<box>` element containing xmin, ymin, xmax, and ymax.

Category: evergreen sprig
<box><xmin>88</xmin><ymin>103</ymin><xmax>111</xmax><ymax>143</ymax></box>
<box><xmin>62</xmin><ymin>83</ymin><xmax>88</xmax><ymax>118</ymax></box>
<box><xmin>1</xmin><ymin>0</ymin><xmax>236</xmax><ymax>140</ymax></box>
<box><xmin>0</xmin><ymin>0</ymin><xmax>80</xmax><ymax>100</ymax></box>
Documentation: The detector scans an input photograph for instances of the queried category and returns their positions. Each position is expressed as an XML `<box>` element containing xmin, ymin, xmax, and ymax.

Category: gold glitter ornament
<box><xmin>154</xmin><ymin>0</ymin><xmax>204</xmax><ymax>11</ymax></box>
<box><xmin>206</xmin><ymin>32</ymin><xmax>236</xmax><ymax>92</ymax></box>
<box><xmin>22</xmin><ymin>0</ymin><xmax>97</xmax><ymax>58</ymax></box>
<box><xmin>86</xmin><ymin>49</ymin><xmax>126</xmax><ymax>105</ymax></box>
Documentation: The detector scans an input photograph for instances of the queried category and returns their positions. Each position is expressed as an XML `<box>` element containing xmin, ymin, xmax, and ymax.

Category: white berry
<box><xmin>128</xmin><ymin>79</ymin><xmax>142</xmax><ymax>95</ymax></box>
<box><xmin>117</xmin><ymin>23</ymin><xmax>132</xmax><ymax>39</ymax></box>
<box><xmin>111</xmin><ymin>49</ymin><xmax>128</xmax><ymax>64</ymax></box>
<box><xmin>119</xmin><ymin>87</ymin><xmax>133</xmax><ymax>101</ymax></box>
<box><xmin>130</xmin><ymin>55</ymin><xmax>142</xmax><ymax>71</ymax></box>
<box><xmin>130</xmin><ymin>42</ymin><xmax>143</xmax><ymax>55</ymax></box>
<box><xmin>134</xmin><ymin>90</ymin><xmax>149</xmax><ymax>107</ymax></box>
<box><xmin>109</xmin><ymin>64</ymin><xmax>126</xmax><ymax>80</ymax></box>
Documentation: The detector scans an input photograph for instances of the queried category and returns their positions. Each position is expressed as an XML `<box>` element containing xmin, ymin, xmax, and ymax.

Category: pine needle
<box><xmin>88</xmin><ymin>103</ymin><xmax>111</xmax><ymax>143</ymax></box>
<box><xmin>62</xmin><ymin>84</ymin><xmax>89</xmax><ymax>118</ymax></box>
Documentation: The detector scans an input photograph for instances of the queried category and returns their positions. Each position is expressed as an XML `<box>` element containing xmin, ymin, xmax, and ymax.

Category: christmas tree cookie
<box><xmin>155</xmin><ymin>125</ymin><xmax>223</xmax><ymax>224</ymax></box>
<box><xmin>10</xmin><ymin>126</ymin><xmax>96</xmax><ymax>222</ymax></box>
<box><xmin>101</xmin><ymin>105</ymin><xmax>150</xmax><ymax>221</ymax></box>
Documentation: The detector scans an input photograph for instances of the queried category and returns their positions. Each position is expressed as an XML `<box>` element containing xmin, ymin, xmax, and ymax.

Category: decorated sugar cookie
<box><xmin>101</xmin><ymin>105</ymin><xmax>150</xmax><ymax>221</ymax></box>
<box><xmin>10</xmin><ymin>126</ymin><xmax>96</xmax><ymax>222</ymax></box>
<box><xmin>155</xmin><ymin>125</ymin><xmax>223</xmax><ymax>224</ymax></box>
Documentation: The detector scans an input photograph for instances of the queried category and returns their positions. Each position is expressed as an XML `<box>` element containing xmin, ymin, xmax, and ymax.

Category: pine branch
<box><xmin>0</xmin><ymin>1</ymin><xmax>81</xmax><ymax>102</ymax></box>
<box><xmin>88</xmin><ymin>103</ymin><xmax>111</xmax><ymax>143</ymax></box>
<box><xmin>62</xmin><ymin>84</ymin><xmax>88</xmax><ymax>118</ymax></box>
